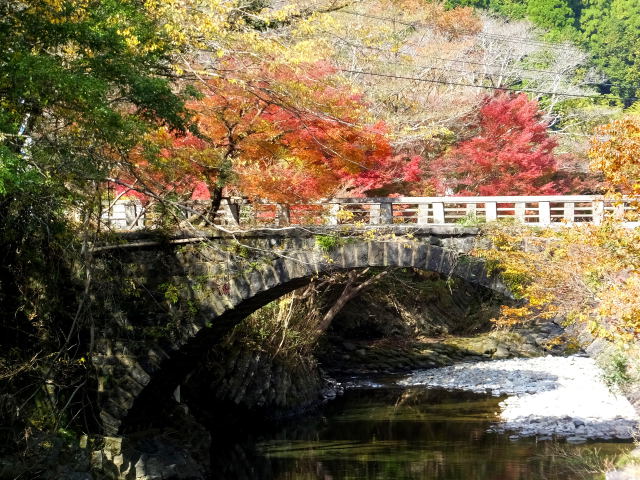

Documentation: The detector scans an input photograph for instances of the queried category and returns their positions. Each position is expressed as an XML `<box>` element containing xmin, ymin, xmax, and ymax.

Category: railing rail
<box><xmin>100</xmin><ymin>196</ymin><xmax>639</xmax><ymax>230</ymax></box>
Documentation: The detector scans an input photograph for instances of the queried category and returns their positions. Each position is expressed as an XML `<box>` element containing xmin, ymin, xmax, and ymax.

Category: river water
<box><xmin>208</xmin><ymin>384</ymin><xmax>634</xmax><ymax>480</ymax></box>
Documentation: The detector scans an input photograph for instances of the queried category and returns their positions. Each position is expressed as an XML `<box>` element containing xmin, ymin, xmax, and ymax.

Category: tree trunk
<box><xmin>315</xmin><ymin>269</ymin><xmax>389</xmax><ymax>336</ymax></box>
<box><xmin>207</xmin><ymin>185</ymin><xmax>223</xmax><ymax>224</ymax></box>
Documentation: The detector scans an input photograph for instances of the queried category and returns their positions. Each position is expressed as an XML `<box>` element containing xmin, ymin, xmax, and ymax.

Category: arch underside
<box><xmin>98</xmin><ymin>240</ymin><xmax>509</xmax><ymax>434</ymax></box>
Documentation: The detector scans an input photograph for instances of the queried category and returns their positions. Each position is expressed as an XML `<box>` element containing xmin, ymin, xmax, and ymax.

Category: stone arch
<box><xmin>96</xmin><ymin>240</ymin><xmax>509</xmax><ymax>434</ymax></box>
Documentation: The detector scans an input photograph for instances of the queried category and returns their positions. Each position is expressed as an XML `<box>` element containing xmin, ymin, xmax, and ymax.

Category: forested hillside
<box><xmin>447</xmin><ymin>0</ymin><xmax>640</xmax><ymax>101</ymax></box>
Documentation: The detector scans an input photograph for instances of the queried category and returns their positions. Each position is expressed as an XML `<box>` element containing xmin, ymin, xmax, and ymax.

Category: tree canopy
<box><xmin>428</xmin><ymin>93</ymin><xmax>562</xmax><ymax>195</ymax></box>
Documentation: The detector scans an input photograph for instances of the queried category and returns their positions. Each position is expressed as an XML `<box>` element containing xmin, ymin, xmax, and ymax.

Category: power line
<box><xmin>327</xmin><ymin>33</ymin><xmax>640</xmax><ymax>91</ymax></box>
<box><xmin>338</xmin><ymin>9</ymin><xmax>574</xmax><ymax>50</ymax></box>
<box><xmin>362</xmin><ymin>58</ymin><xmax>603</xmax><ymax>93</ymax></box>
<box><xmin>327</xmin><ymin>15</ymin><xmax>640</xmax><ymax>91</ymax></box>
<box><xmin>329</xmin><ymin>33</ymin><xmax>583</xmax><ymax>78</ymax></box>
<box><xmin>337</xmin><ymin>9</ymin><xmax>576</xmax><ymax>51</ymax></box>
<box><xmin>338</xmin><ymin>68</ymin><xmax>638</xmax><ymax>102</ymax></box>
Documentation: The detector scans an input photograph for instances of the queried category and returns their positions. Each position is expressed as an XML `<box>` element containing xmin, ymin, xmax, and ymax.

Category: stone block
<box><xmin>110</xmin><ymin>375</ymin><xmax>141</xmax><ymax>398</ymax></box>
<box><xmin>384</xmin><ymin>242</ymin><xmax>399</xmax><ymax>266</ymax></box>
<box><xmin>272</xmin><ymin>260</ymin><xmax>290</xmax><ymax>285</ymax></box>
<box><xmin>228</xmin><ymin>276</ymin><xmax>250</xmax><ymax>305</ymax></box>
<box><xmin>439</xmin><ymin>251</ymin><xmax>455</xmax><ymax>277</ymax></box>
<box><xmin>103</xmin><ymin>436</ymin><xmax>123</xmax><ymax>457</ymax></box>
<box><xmin>206</xmin><ymin>295</ymin><xmax>229</xmax><ymax>317</ymax></box>
<box><xmin>397</xmin><ymin>242</ymin><xmax>415</xmax><ymax>267</ymax></box>
<box><xmin>104</xmin><ymin>399</ymin><xmax>128</xmax><ymax>419</ymax></box>
<box><xmin>247</xmin><ymin>270</ymin><xmax>265</xmax><ymax>297</ymax></box>
<box><xmin>91</xmin><ymin>450</ymin><xmax>104</xmax><ymax>470</ymax></box>
<box><xmin>260</xmin><ymin>266</ymin><xmax>278</xmax><ymax>290</ymax></box>
<box><xmin>296</xmin><ymin>252</ymin><xmax>321</xmax><ymax>275</ymax></box>
<box><xmin>112</xmin><ymin>385</ymin><xmax>136</xmax><ymax>408</ymax></box>
<box><xmin>451</xmin><ymin>255</ymin><xmax>470</xmax><ymax>280</ymax></box>
<box><xmin>410</xmin><ymin>244</ymin><xmax>430</xmax><ymax>271</ymax></box>
<box><xmin>283</xmin><ymin>257</ymin><xmax>313</xmax><ymax>281</ymax></box>
<box><xmin>464</xmin><ymin>257</ymin><xmax>486</xmax><ymax>282</ymax></box>
<box><xmin>100</xmin><ymin>409</ymin><xmax>122</xmax><ymax>435</ymax></box>
<box><xmin>351</xmin><ymin>243</ymin><xmax>370</xmax><ymax>268</ymax></box>
<box><xmin>126</xmin><ymin>363</ymin><xmax>151</xmax><ymax>387</ymax></box>
<box><xmin>367</xmin><ymin>242</ymin><xmax>385</xmax><ymax>266</ymax></box>
<box><xmin>328</xmin><ymin>246</ymin><xmax>347</xmax><ymax>269</ymax></box>
<box><xmin>427</xmin><ymin>246</ymin><xmax>444</xmax><ymax>273</ymax></box>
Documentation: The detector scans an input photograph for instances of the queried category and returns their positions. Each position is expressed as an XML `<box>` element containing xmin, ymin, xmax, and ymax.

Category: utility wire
<box><xmin>327</xmin><ymin>31</ymin><xmax>572</xmax><ymax>76</ymax></box>
<box><xmin>338</xmin><ymin>9</ymin><xmax>575</xmax><ymax>50</ymax></box>
<box><xmin>337</xmin><ymin>9</ymin><xmax>576</xmax><ymax>51</ymax></box>
<box><xmin>327</xmin><ymin>16</ymin><xmax>640</xmax><ymax>91</ymax></box>
<box><xmin>338</xmin><ymin>68</ymin><xmax>638</xmax><ymax>102</ymax></box>
<box><xmin>329</xmin><ymin>34</ymin><xmax>640</xmax><ymax>90</ymax></box>
<box><xmin>359</xmin><ymin>58</ymin><xmax>602</xmax><ymax>94</ymax></box>
<box><xmin>327</xmin><ymin>32</ymin><xmax>621</xmax><ymax>86</ymax></box>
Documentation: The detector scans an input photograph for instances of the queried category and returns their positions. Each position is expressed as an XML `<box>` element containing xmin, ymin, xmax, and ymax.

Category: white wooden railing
<box><xmin>101</xmin><ymin>196</ymin><xmax>639</xmax><ymax>229</ymax></box>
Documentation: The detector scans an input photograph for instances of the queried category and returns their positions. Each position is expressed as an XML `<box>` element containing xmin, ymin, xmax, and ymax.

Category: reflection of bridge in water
<box><xmin>92</xmin><ymin>195</ymin><xmax>636</xmax><ymax>436</ymax></box>
<box><xmin>103</xmin><ymin>195</ymin><xmax>637</xmax><ymax>230</ymax></box>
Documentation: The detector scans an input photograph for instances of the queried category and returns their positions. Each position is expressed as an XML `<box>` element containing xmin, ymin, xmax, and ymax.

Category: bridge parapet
<box><xmin>102</xmin><ymin>195</ymin><xmax>638</xmax><ymax>230</ymax></box>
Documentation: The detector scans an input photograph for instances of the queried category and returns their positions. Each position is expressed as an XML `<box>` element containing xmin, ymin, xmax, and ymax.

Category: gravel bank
<box><xmin>400</xmin><ymin>354</ymin><xmax>639</xmax><ymax>441</ymax></box>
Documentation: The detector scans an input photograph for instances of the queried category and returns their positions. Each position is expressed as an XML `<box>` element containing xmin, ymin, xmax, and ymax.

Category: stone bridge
<box><xmin>91</xmin><ymin>194</ymin><xmax>639</xmax><ymax>435</ymax></box>
<box><xmin>91</xmin><ymin>224</ymin><xmax>512</xmax><ymax>435</ymax></box>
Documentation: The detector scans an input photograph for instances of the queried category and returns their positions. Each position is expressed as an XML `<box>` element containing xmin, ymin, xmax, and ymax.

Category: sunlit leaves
<box><xmin>589</xmin><ymin>116</ymin><xmax>640</xmax><ymax>194</ymax></box>
<box><xmin>475</xmin><ymin>222</ymin><xmax>640</xmax><ymax>341</ymax></box>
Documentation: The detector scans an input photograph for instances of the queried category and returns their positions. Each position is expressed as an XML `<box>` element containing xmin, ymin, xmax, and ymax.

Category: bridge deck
<box><xmin>101</xmin><ymin>195</ymin><xmax>639</xmax><ymax>230</ymax></box>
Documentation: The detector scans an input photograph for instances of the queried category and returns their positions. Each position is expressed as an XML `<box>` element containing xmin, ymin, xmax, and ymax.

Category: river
<box><xmin>207</xmin><ymin>382</ymin><xmax>634</xmax><ymax>480</ymax></box>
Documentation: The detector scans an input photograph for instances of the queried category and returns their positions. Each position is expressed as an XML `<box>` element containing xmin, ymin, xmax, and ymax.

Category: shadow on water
<box><xmin>207</xmin><ymin>387</ymin><xmax>633</xmax><ymax>480</ymax></box>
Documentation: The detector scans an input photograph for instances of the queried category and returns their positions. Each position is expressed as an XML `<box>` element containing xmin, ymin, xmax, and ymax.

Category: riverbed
<box><xmin>400</xmin><ymin>354</ymin><xmax>639</xmax><ymax>441</ymax></box>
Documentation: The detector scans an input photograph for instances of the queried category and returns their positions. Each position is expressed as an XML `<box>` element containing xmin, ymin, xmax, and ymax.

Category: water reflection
<box><xmin>208</xmin><ymin>387</ymin><xmax>632</xmax><ymax>480</ymax></box>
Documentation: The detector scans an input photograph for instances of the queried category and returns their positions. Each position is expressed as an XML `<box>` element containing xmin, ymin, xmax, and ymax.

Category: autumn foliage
<box><xmin>119</xmin><ymin>61</ymin><xmax>423</xmax><ymax>205</ymax></box>
<box><xmin>475</xmin><ymin>221</ymin><xmax>640</xmax><ymax>344</ymax></box>
<box><xmin>589</xmin><ymin>116</ymin><xmax>640</xmax><ymax>195</ymax></box>
<box><xmin>428</xmin><ymin>93</ymin><xmax>562</xmax><ymax>196</ymax></box>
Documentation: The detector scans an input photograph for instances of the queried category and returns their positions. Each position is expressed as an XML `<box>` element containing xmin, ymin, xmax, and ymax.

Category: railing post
<box><xmin>328</xmin><ymin>203</ymin><xmax>340</xmax><ymax>225</ymax></box>
<box><xmin>563</xmin><ymin>202</ymin><xmax>575</xmax><ymax>223</ymax></box>
<box><xmin>539</xmin><ymin>201</ymin><xmax>551</xmax><ymax>226</ymax></box>
<box><xmin>369</xmin><ymin>203</ymin><xmax>380</xmax><ymax>224</ymax></box>
<box><xmin>485</xmin><ymin>202</ymin><xmax>497</xmax><ymax>222</ymax></box>
<box><xmin>380</xmin><ymin>202</ymin><xmax>393</xmax><ymax>224</ymax></box>
<box><xmin>515</xmin><ymin>202</ymin><xmax>525</xmax><ymax>223</ymax></box>
<box><xmin>275</xmin><ymin>203</ymin><xmax>290</xmax><ymax>226</ymax></box>
<box><xmin>432</xmin><ymin>202</ymin><xmax>445</xmax><ymax>224</ymax></box>
<box><xmin>417</xmin><ymin>203</ymin><xmax>429</xmax><ymax>225</ymax></box>
<box><xmin>465</xmin><ymin>203</ymin><xmax>477</xmax><ymax>216</ymax></box>
<box><xmin>220</xmin><ymin>198</ymin><xmax>240</xmax><ymax>226</ymax></box>
<box><xmin>124</xmin><ymin>202</ymin><xmax>138</xmax><ymax>228</ymax></box>
<box><xmin>592</xmin><ymin>200</ymin><xmax>604</xmax><ymax>225</ymax></box>
<box><xmin>614</xmin><ymin>202</ymin><xmax>625</xmax><ymax>221</ymax></box>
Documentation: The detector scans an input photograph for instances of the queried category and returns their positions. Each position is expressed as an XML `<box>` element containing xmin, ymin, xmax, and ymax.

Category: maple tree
<box><xmin>119</xmin><ymin>60</ymin><xmax>420</xmax><ymax>214</ymax></box>
<box><xmin>427</xmin><ymin>93</ymin><xmax>562</xmax><ymax>195</ymax></box>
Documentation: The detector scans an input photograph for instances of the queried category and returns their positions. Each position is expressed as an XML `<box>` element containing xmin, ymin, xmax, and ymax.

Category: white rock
<box><xmin>400</xmin><ymin>355</ymin><xmax>639</xmax><ymax>440</ymax></box>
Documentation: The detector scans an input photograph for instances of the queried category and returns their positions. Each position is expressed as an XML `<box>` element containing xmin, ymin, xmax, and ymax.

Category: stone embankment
<box><xmin>400</xmin><ymin>354</ymin><xmax>639</xmax><ymax>442</ymax></box>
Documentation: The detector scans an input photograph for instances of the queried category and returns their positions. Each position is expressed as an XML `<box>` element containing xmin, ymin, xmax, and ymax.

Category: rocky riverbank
<box><xmin>319</xmin><ymin>321</ymin><xmax>571</xmax><ymax>375</ymax></box>
<box><xmin>400</xmin><ymin>354</ymin><xmax>639</xmax><ymax>442</ymax></box>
